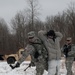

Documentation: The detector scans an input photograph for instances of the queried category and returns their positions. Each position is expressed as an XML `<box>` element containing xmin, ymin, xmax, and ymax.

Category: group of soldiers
<box><xmin>9</xmin><ymin>30</ymin><xmax>75</xmax><ymax>75</ymax></box>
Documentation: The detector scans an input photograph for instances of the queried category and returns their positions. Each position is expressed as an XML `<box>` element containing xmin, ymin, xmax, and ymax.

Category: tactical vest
<box><xmin>63</xmin><ymin>44</ymin><xmax>71</xmax><ymax>58</ymax></box>
<box><xmin>29</xmin><ymin>41</ymin><xmax>48</xmax><ymax>70</ymax></box>
<box><xmin>31</xmin><ymin>42</ymin><xmax>48</xmax><ymax>59</ymax></box>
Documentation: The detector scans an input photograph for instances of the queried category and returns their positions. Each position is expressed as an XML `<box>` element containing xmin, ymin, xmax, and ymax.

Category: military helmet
<box><xmin>66</xmin><ymin>37</ymin><xmax>72</xmax><ymax>41</ymax></box>
<box><xmin>28</xmin><ymin>31</ymin><xmax>35</xmax><ymax>39</ymax></box>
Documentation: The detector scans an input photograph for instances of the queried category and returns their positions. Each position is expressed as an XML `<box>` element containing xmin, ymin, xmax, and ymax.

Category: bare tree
<box><xmin>45</xmin><ymin>2</ymin><xmax>75</xmax><ymax>44</ymax></box>
<box><xmin>11</xmin><ymin>12</ymin><xmax>27</xmax><ymax>48</ymax></box>
<box><xmin>0</xmin><ymin>18</ymin><xmax>10</xmax><ymax>54</ymax></box>
<box><xmin>66</xmin><ymin>2</ymin><xmax>75</xmax><ymax>43</ymax></box>
<box><xmin>26</xmin><ymin>0</ymin><xmax>40</xmax><ymax>30</ymax></box>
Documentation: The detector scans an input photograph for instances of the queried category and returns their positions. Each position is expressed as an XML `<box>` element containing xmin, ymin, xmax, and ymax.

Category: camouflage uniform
<box><xmin>62</xmin><ymin>38</ymin><xmax>75</xmax><ymax>75</ymax></box>
<box><xmin>18</xmin><ymin>31</ymin><xmax>48</xmax><ymax>75</ymax></box>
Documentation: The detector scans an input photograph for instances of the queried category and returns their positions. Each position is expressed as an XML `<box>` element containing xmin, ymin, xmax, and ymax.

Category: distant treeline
<box><xmin>0</xmin><ymin>1</ymin><xmax>75</xmax><ymax>54</ymax></box>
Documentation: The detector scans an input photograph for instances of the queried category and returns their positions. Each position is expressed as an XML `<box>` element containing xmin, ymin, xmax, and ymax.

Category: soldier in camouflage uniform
<box><xmin>61</xmin><ymin>37</ymin><xmax>75</xmax><ymax>75</ymax></box>
<box><xmin>13</xmin><ymin>31</ymin><xmax>48</xmax><ymax>75</ymax></box>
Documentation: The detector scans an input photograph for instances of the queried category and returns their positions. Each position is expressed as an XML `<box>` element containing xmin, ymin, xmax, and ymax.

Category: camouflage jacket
<box><xmin>18</xmin><ymin>37</ymin><xmax>48</xmax><ymax>65</ymax></box>
<box><xmin>61</xmin><ymin>44</ymin><xmax>75</xmax><ymax>58</ymax></box>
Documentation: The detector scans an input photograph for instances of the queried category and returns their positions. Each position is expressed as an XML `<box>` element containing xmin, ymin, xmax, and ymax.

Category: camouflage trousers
<box><xmin>35</xmin><ymin>59</ymin><xmax>47</xmax><ymax>75</ymax></box>
<box><xmin>66</xmin><ymin>57</ymin><xmax>74</xmax><ymax>75</ymax></box>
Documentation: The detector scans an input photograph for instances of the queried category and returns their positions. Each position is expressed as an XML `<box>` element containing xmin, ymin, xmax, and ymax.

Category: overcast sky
<box><xmin>0</xmin><ymin>0</ymin><xmax>75</xmax><ymax>24</ymax></box>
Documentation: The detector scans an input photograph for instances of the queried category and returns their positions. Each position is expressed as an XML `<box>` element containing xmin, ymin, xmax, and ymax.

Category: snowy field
<box><xmin>0</xmin><ymin>61</ymin><xmax>48</xmax><ymax>75</ymax></box>
<box><xmin>0</xmin><ymin>60</ymin><xmax>75</xmax><ymax>75</ymax></box>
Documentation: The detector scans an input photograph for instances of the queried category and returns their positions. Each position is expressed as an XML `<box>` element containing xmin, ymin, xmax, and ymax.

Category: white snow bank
<box><xmin>0</xmin><ymin>60</ymin><xmax>69</xmax><ymax>75</ymax></box>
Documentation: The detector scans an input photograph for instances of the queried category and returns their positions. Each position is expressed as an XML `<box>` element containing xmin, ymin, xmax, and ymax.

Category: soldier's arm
<box><xmin>55</xmin><ymin>32</ymin><xmax>63</xmax><ymax>41</ymax></box>
<box><xmin>68</xmin><ymin>45</ymin><xmax>75</xmax><ymax>56</ymax></box>
<box><xmin>18</xmin><ymin>44</ymin><xmax>35</xmax><ymax>64</ymax></box>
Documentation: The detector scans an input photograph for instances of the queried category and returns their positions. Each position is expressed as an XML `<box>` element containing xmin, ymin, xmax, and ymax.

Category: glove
<box><xmin>30</xmin><ymin>61</ymin><xmax>35</xmax><ymax>66</ymax></box>
<box><xmin>29</xmin><ymin>63</ymin><xmax>31</xmax><ymax>67</ymax></box>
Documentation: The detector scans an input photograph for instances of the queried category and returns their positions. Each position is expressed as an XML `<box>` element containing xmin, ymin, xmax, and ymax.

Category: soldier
<box><xmin>61</xmin><ymin>37</ymin><xmax>75</xmax><ymax>75</ymax></box>
<box><xmin>12</xmin><ymin>31</ymin><xmax>48</xmax><ymax>75</ymax></box>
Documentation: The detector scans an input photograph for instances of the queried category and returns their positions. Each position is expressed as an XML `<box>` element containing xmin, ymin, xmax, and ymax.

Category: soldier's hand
<box><xmin>29</xmin><ymin>63</ymin><xmax>31</xmax><ymax>67</ymax></box>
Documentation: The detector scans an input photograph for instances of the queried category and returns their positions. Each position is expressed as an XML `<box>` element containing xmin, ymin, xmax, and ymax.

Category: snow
<box><xmin>0</xmin><ymin>61</ymin><xmax>47</xmax><ymax>75</ymax></box>
<box><xmin>0</xmin><ymin>60</ymin><xmax>74</xmax><ymax>75</ymax></box>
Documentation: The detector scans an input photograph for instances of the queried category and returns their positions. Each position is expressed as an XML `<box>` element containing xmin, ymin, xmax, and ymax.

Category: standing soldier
<box><xmin>61</xmin><ymin>37</ymin><xmax>75</xmax><ymax>75</ymax></box>
<box><xmin>12</xmin><ymin>31</ymin><xmax>48</xmax><ymax>75</ymax></box>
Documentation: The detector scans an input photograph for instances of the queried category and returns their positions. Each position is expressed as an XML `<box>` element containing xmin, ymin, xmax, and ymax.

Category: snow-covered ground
<box><xmin>0</xmin><ymin>60</ymin><xmax>75</xmax><ymax>75</ymax></box>
<box><xmin>0</xmin><ymin>61</ymin><xmax>48</xmax><ymax>75</ymax></box>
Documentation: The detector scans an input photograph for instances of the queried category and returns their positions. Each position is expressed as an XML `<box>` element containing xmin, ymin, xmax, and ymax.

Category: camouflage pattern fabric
<box><xmin>18</xmin><ymin>37</ymin><xmax>48</xmax><ymax>75</ymax></box>
<box><xmin>66</xmin><ymin>57</ymin><xmax>74</xmax><ymax>75</ymax></box>
<box><xmin>62</xmin><ymin>44</ymin><xmax>75</xmax><ymax>75</ymax></box>
<box><xmin>30</xmin><ymin>42</ymin><xmax>48</xmax><ymax>71</ymax></box>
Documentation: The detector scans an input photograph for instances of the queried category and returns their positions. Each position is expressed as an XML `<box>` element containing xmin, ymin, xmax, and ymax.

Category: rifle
<box><xmin>10</xmin><ymin>63</ymin><xmax>31</xmax><ymax>71</ymax></box>
<box><xmin>24</xmin><ymin>63</ymin><xmax>31</xmax><ymax>71</ymax></box>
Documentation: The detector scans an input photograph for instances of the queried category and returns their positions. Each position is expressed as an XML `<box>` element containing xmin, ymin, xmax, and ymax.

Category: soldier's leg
<box><xmin>36</xmin><ymin>63</ymin><xmax>44</xmax><ymax>75</ymax></box>
<box><xmin>66</xmin><ymin>60</ymin><xmax>73</xmax><ymax>75</ymax></box>
<box><xmin>44</xmin><ymin>60</ymin><xmax>48</xmax><ymax>71</ymax></box>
